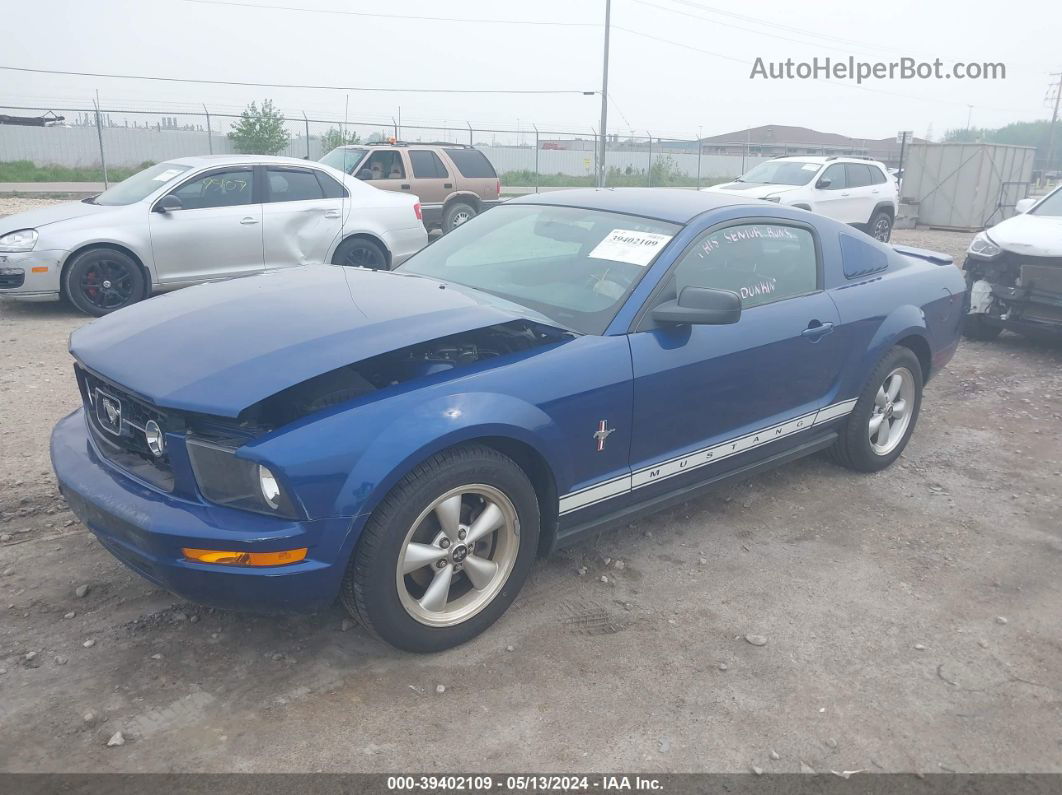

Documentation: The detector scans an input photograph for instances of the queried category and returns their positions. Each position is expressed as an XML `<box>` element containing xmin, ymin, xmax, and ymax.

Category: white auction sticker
<box><xmin>589</xmin><ymin>229</ymin><xmax>673</xmax><ymax>267</ymax></box>
<box><xmin>152</xmin><ymin>168</ymin><xmax>185</xmax><ymax>182</ymax></box>
<box><xmin>801</xmin><ymin>163</ymin><xmax>819</xmax><ymax>171</ymax></box>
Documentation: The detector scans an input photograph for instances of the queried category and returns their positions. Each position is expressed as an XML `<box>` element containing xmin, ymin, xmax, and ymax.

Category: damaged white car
<box><xmin>0</xmin><ymin>155</ymin><xmax>427</xmax><ymax>316</ymax></box>
<box><xmin>963</xmin><ymin>185</ymin><xmax>1062</xmax><ymax>340</ymax></box>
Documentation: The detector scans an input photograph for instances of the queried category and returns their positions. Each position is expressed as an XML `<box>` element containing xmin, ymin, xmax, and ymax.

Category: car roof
<box><xmin>160</xmin><ymin>154</ymin><xmax>331</xmax><ymax>168</ymax></box>
<box><xmin>770</xmin><ymin>155</ymin><xmax>887</xmax><ymax>167</ymax></box>
<box><xmin>509</xmin><ymin>188</ymin><xmax>750</xmax><ymax>224</ymax></box>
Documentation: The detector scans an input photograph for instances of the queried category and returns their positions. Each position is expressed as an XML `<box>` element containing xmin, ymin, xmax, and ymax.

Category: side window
<box><xmin>358</xmin><ymin>151</ymin><xmax>405</xmax><ymax>180</ymax></box>
<box><xmin>266</xmin><ymin>169</ymin><xmax>324</xmax><ymax>202</ymax></box>
<box><xmin>443</xmin><ymin>148</ymin><xmax>497</xmax><ymax>178</ymax></box>
<box><xmin>169</xmin><ymin>169</ymin><xmax>253</xmax><ymax>209</ymax></box>
<box><xmin>409</xmin><ymin>150</ymin><xmax>449</xmax><ymax>178</ymax></box>
<box><xmin>818</xmin><ymin>164</ymin><xmax>846</xmax><ymax>190</ymax></box>
<box><xmin>670</xmin><ymin>224</ymin><xmax>819</xmax><ymax>310</ymax></box>
<box><xmin>868</xmin><ymin>166</ymin><xmax>887</xmax><ymax>185</ymax></box>
<box><xmin>314</xmin><ymin>170</ymin><xmax>348</xmax><ymax>198</ymax></box>
<box><xmin>845</xmin><ymin>163</ymin><xmax>873</xmax><ymax>188</ymax></box>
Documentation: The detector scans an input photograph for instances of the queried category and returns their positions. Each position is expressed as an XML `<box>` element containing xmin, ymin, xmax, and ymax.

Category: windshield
<box><xmin>320</xmin><ymin>147</ymin><xmax>367</xmax><ymax>175</ymax></box>
<box><xmin>397</xmin><ymin>204</ymin><xmax>680</xmax><ymax>335</ymax></box>
<box><xmin>1029</xmin><ymin>188</ymin><xmax>1062</xmax><ymax>217</ymax></box>
<box><xmin>738</xmin><ymin>160</ymin><xmax>820</xmax><ymax>186</ymax></box>
<box><xmin>93</xmin><ymin>162</ymin><xmax>192</xmax><ymax>206</ymax></box>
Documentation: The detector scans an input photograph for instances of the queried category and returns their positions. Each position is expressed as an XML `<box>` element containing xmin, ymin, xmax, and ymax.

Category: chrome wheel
<box><xmin>451</xmin><ymin>209</ymin><xmax>473</xmax><ymax>226</ymax></box>
<box><xmin>869</xmin><ymin>367</ymin><xmax>914</xmax><ymax>455</ymax></box>
<box><xmin>872</xmin><ymin>215</ymin><xmax>892</xmax><ymax>241</ymax></box>
<box><xmin>396</xmin><ymin>484</ymin><xmax>519</xmax><ymax>627</ymax></box>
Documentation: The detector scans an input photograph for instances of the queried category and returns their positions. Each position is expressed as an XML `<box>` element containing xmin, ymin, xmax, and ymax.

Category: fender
<box><xmin>869</xmin><ymin>200</ymin><xmax>896</xmax><ymax>223</ymax></box>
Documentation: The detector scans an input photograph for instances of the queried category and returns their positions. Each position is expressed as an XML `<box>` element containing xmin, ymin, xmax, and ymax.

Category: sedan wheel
<box><xmin>62</xmin><ymin>248</ymin><xmax>146</xmax><ymax>317</ymax></box>
<box><xmin>332</xmin><ymin>237</ymin><xmax>388</xmax><ymax>270</ymax></box>
<box><xmin>397</xmin><ymin>485</ymin><xmax>518</xmax><ymax>627</ymax></box>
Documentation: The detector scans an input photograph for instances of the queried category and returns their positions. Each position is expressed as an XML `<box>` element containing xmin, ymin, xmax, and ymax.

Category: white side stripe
<box><xmin>558</xmin><ymin>398</ymin><xmax>858</xmax><ymax>516</ymax></box>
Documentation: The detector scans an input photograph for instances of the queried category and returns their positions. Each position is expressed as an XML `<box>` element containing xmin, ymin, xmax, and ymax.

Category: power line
<box><xmin>180</xmin><ymin>0</ymin><xmax>598</xmax><ymax>26</ymax></box>
<box><xmin>0</xmin><ymin>65</ymin><xmax>593</xmax><ymax>95</ymax></box>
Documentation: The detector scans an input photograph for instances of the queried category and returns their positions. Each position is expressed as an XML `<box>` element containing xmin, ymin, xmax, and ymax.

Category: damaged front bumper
<box><xmin>963</xmin><ymin>253</ymin><xmax>1062</xmax><ymax>336</ymax></box>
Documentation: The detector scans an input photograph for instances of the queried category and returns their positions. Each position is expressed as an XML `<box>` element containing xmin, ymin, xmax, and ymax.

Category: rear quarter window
<box><xmin>839</xmin><ymin>233</ymin><xmax>889</xmax><ymax>279</ymax></box>
<box><xmin>444</xmin><ymin>149</ymin><xmax>497</xmax><ymax>179</ymax></box>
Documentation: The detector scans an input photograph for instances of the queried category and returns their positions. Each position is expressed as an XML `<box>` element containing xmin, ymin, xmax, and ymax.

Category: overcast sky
<box><xmin>2</xmin><ymin>0</ymin><xmax>1059</xmax><ymax>142</ymax></box>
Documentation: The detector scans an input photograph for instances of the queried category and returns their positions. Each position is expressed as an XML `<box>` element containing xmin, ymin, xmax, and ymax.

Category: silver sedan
<box><xmin>0</xmin><ymin>155</ymin><xmax>428</xmax><ymax>315</ymax></box>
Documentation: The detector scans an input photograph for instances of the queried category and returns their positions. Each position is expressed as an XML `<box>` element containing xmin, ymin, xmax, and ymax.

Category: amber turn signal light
<box><xmin>182</xmin><ymin>547</ymin><xmax>307</xmax><ymax>566</ymax></box>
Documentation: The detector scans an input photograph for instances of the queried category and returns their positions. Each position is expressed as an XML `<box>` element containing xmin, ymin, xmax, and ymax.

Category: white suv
<box><xmin>702</xmin><ymin>156</ymin><xmax>900</xmax><ymax>241</ymax></box>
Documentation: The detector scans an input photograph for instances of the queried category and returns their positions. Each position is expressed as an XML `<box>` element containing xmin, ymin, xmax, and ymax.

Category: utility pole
<box><xmin>597</xmin><ymin>0</ymin><xmax>611</xmax><ymax>188</ymax></box>
<box><xmin>1046</xmin><ymin>73</ymin><xmax>1062</xmax><ymax>178</ymax></box>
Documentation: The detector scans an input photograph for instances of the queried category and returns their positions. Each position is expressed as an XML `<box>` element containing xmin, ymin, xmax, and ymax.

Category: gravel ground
<box><xmin>1</xmin><ymin>198</ymin><xmax>1059</xmax><ymax>774</ymax></box>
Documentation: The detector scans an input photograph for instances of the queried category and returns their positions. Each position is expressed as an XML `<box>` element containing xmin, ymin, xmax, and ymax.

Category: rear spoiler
<box><xmin>891</xmin><ymin>244</ymin><xmax>954</xmax><ymax>266</ymax></box>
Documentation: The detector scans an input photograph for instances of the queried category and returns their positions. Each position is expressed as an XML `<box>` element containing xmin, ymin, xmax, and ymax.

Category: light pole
<box><xmin>597</xmin><ymin>0</ymin><xmax>611</xmax><ymax>188</ymax></box>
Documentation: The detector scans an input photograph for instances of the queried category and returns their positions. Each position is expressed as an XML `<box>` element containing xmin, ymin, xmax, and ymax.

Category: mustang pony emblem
<box><xmin>593</xmin><ymin>420</ymin><xmax>615</xmax><ymax>452</ymax></box>
<box><xmin>95</xmin><ymin>391</ymin><xmax>122</xmax><ymax>436</ymax></box>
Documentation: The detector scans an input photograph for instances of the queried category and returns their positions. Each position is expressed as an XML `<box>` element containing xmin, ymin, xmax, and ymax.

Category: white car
<box><xmin>0</xmin><ymin>155</ymin><xmax>428</xmax><ymax>316</ymax></box>
<box><xmin>961</xmin><ymin>184</ymin><xmax>1062</xmax><ymax>340</ymax></box>
<box><xmin>702</xmin><ymin>156</ymin><xmax>900</xmax><ymax>242</ymax></box>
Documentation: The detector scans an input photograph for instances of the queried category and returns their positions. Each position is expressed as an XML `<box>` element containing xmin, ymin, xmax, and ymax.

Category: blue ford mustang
<box><xmin>51</xmin><ymin>189</ymin><xmax>964</xmax><ymax>651</ymax></box>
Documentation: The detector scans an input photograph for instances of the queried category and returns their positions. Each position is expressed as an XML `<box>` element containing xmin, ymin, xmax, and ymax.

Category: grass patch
<box><xmin>501</xmin><ymin>164</ymin><xmax>734</xmax><ymax>189</ymax></box>
<box><xmin>0</xmin><ymin>160</ymin><xmax>155</xmax><ymax>183</ymax></box>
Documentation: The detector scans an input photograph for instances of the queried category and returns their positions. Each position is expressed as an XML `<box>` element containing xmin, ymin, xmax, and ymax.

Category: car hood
<box><xmin>703</xmin><ymin>182</ymin><xmax>798</xmax><ymax>199</ymax></box>
<box><xmin>987</xmin><ymin>212</ymin><xmax>1062</xmax><ymax>258</ymax></box>
<box><xmin>0</xmin><ymin>200</ymin><xmax>112</xmax><ymax>234</ymax></box>
<box><xmin>70</xmin><ymin>265</ymin><xmax>555</xmax><ymax>417</ymax></box>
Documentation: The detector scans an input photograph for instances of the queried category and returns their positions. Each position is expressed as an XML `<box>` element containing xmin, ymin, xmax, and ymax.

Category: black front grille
<box><xmin>75</xmin><ymin>365</ymin><xmax>176</xmax><ymax>491</ymax></box>
<box><xmin>0</xmin><ymin>270</ymin><xmax>25</xmax><ymax>289</ymax></box>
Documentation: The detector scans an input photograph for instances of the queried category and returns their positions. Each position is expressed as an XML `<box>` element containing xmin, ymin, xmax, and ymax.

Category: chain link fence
<box><xmin>0</xmin><ymin>101</ymin><xmax>896</xmax><ymax>190</ymax></box>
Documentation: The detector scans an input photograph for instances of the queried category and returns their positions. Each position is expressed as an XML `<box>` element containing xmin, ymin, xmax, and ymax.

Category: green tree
<box><xmin>320</xmin><ymin>126</ymin><xmax>361</xmax><ymax>153</ymax></box>
<box><xmin>228</xmin><ymin>99</ymin><xmax>289</xmax><ymax>155</ymax></box>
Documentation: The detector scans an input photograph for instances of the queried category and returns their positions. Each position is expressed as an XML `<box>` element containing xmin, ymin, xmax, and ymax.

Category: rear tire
<box><xmin>61</xmin><ymin>248</ymin><xmax>145</xmax><ymax>317</ymax></box>
<box><xmin>962</xmin><ymin>313</ymin><xmax>1003</xmax><ymax>341</ymax></box>
<box><xmin>828</xmin><ymin>346</ymin><xmax>923</xmax><ymax>472</ymax></box>
<box><xmin>868</xmin><ymin>210</ymin><xmax>893</xmax><ymax>242</ymax></box>
<box><xmin>341</xmin><ymin>444</ymin><xmax>540</xmax><ymax>653</ymax></box>
<box><xmin>332</xmin><ymin>237</ymin><xmax>388</xmax><ymax>270</ymax></box>
<box><xmin>442</xmin><ymin>201</ymin><xmax>477</xmax><ymax>233</ymax></box>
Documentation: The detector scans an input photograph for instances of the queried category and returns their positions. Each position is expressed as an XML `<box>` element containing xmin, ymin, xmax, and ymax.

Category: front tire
<box><xmin>829</xmin><ymin>346</ymin><xmax>923</xmax><ymax>472</ymax></box>
<box><xmin>61</xmin><ymin>248</ymin><xmax>145</xmax><ymax>317</ymax></box>
<box><xmin>341</xmin><ymin>445</ymin><xmax>540</xmax><ymax>652</ymax></box>
<box><xmin>869</xmin><ymin>210</ymin><xmax>893</xmax><ymax>242</ymax></box>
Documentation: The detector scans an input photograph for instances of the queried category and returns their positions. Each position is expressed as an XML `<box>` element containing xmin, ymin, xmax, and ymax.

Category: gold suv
<box><xmin>321</xmin><ymin>142</ymin><xmax>502</xmax><ymax>233</ymax></box>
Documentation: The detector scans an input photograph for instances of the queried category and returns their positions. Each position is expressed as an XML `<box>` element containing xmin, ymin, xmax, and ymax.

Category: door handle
<box><xmin>444</xmin><ymin>183</ymin><xmax>453</xmax><ymax>189</ymax></box>
<box><xmin>400</xmin><ymin>184</ymin><xmax>411</xmax><ymax>190</ymax></box>
<box><xmin>840</xmin><ymin>192</ymin><xmax>851</xmax><ymax>197</ymax></box>
<box><xmin>801</xmin><ymin>320</ymin><xmax>834</xmax><ymax>341</ymax></box>
<box><xmin>240</xmin><ymin>217</ymin><xmax>259</xmax><ymax>225</ymax></box>
<box><xmin>324</xmin><ymin>209</ymin><xmax>341</xmax><ymax>219</ymax></box>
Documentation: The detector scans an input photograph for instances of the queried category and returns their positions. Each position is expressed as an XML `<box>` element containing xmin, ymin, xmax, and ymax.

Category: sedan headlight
<box><xmin>187</xmin><ymin>438</ymin><xmax>299</xmax><ymax>518</ymax></box>
<box><xmin>968</xmin><ymin>231</ymin><xmax>1002</xmax><ymax>259</ymax></box>
<box><xmin>763</xmin><ymin>195</ymin><xmax>782</xmax><ymax>203</ymax></box>
<box><xmin>0</xmin><ymin>229</ymin><xmax>38</xmax><ymax>252</ymax></box>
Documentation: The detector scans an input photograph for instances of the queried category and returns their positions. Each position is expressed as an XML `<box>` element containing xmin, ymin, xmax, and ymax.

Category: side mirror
<box><xmin>1015</xmin><ymin>197</ymin><xmax>1037</xmax><ymax>214</ymax></box>
<box><xmin>154</xmin><ymin>195</ymin><xmax>183</xmax><ymax>213</ymax></box>
<box><xmin>652</xmin><ymin>286</ymin><xmax>742</xmax><ymax>326</ymax></box>
<box><xmin>815</xmin><ymin>177</ymin><xmax>832</xmax><ymax>189</ymax></box>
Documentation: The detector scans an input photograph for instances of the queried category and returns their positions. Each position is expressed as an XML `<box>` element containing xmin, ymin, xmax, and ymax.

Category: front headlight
<box><xmin>968</xmin><ymin>231</ymin><xmax>1002</xmax><ymax>259</ymax></box>
<box><xmin>187</xmin><ymin>438</ymin><xmax>299</xmax><ymax>518</ymax></box>
<box><xmin>764</xmin><ymin>195</ymin><xmax>782</xmax><ymax>203</ymax></box>
<box><xmin>0</xmin><ymin>229</ymin><xmax>38</xmax><ymax>252</ymax></box>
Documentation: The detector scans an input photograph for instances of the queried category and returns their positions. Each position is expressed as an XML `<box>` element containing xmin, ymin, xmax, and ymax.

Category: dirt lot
<box><xmin>0</xmin><ymin>198</ymin><xmax>1059</xmax><ymax>774</ymax></box>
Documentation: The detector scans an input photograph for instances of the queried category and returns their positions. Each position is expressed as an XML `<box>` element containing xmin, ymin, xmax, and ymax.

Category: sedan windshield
<box><xmin>93</xmin><ymin>162</ymin><xmax>192</xmax><ymax>206</ymax></box>
<box><xmin>738</xmin><ymin>160</ymin><xmax>819</xmax><ymax>186</ymax></box>
<box><xmin>397</xmin><ymin>204</ymin><xmax>680</xmax><ymax>335</ymax></box>
<box><xmin>320</xmin><ymin>147</ymin><xmax>367</xmax><ymax>175</ymax></box>
<box><xmin>1029</xmin><ymin>188</ymin><xmax>1062</xmax><ymax>216</ymax></box>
